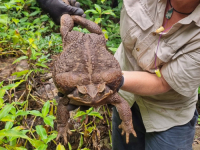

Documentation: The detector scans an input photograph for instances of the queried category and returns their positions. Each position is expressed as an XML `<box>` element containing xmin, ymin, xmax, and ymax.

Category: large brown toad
<box><xmin>52</xmin><ymin>14</ymin><xmax>136</xmax><ymax>144</ymax></box>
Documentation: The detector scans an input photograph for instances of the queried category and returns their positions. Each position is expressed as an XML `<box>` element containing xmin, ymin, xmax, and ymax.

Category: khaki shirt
<box><xmin>114</xmin><ymin>0</ymin><xmax>200</xmax><ymax>132</ymax></box>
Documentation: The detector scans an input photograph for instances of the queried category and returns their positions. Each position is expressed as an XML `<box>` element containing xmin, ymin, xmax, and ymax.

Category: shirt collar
<box><xmin>179</xmin><ymin>4</ymin><xmax>200</xmax><ymax>27</ymax></box>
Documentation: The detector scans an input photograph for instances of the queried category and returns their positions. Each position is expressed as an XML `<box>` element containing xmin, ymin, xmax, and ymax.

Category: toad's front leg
<box><xmin>56</xmin><ymin>96</ymin><xmax>74</xmax><ymax>144</ymax></box>
<box><xmin>107</xmin><ymin>93</ymin><xmax>137</xmax><ymax>144</ymax></box>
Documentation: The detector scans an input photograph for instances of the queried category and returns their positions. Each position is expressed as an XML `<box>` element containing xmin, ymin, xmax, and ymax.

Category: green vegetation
<box><xmin>0</xmin><ymin>0</ymin><xmax>122</xmax><ymax>149</ymax></box>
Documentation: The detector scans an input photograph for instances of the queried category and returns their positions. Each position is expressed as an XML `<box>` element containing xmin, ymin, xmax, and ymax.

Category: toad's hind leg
<box><xmin>56</xmin><ymin>96</ymin><xmax>72</xmax><ymax>144</ymax></box>
<box><xmin>71</xmin><ymin>15</ymin><xmax>103</xmax><ymax>35</ymax></box>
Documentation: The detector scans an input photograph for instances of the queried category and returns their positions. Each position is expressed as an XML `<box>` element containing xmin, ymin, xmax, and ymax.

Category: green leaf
<box><xmin>95</xmin><ymin>18</ymin><xmax>102</xmax><ymax>24</ymax></box>
<box><xmin>85</xmin><ymin>9</ymin><xmax>98</xmax><ymax>14</ymax></box>
<box><xmin>16</xmin><ymin>110</ymin><xmax>29</xmax><ymax>116</ymax></box>
<box><xmin>12</xmin><ymin>35</ymin><xmax>20</xmax><ymax>45</ymax></box>
<box><xmin>28</xmin><ymin>110</ymin><xmax>42</xmax><ymax>117</ymax></box>
<box><xmin>0</xmin><ymin>14</ymin><xmax>8</xmax><ymax>25</ymax></box>
<box><xmin>0</xmin><ymin>129</ymin><xmax>29</xmax><ymax>139</ymax></box>
<box><xmin>35</xmin><ymin>125</ymin><xmax>47</xmax><ymax>141</ymax></box>
<box><xmin>73</xmin><ymin>111</ymin><xmax>87</xmax><ymax>119</ymax></box>
<box><xmin>16</xmin><ymin>147</ymin><xmax>27</xmax><ymax>150</ymax></box>
<box><xmin>43</xmin><ymin>116</ymin><xmax>54</xmax><ymax>127</ymax></box>
<box><xmin>102</xmin><ymin>10</ymin><xmax>116</xmax><ymax>17</ymax></box>
<box><xmin>4</xmin><ymin>3</ymin><xmax>13</xmax><ymax>9</ymax></box>
<box><xmin>0</xmin><ymin>104</ymin><xmax>14</xmax><ymax>121</ymax></box>
<box><xmin>31</xmin><ymin>43</ymin><xmax>38</xmax><ymax>50</ymax></box>
<box><xmin>94</xmin><ymin>4</ymin><xmax>101</xmax><ymax>14</ymax></box>
<box><xmin>12</xmin><ymin>70</ymin><xmax>29</xmax><ymax>78</ymax></box>
<box><xmin>29</xmin><ymin>10</ymin><xmax>41</xmax><ymax>17</ymax></box>
<box><xmin>22</xmin><ymin>11</ymin><xmax>29</xmax><ymax>17</ymax></box>
<box><xmin>30</xmin><ymin>49</ymin><xmax>41</xmax><ymax>60</ymax></box>
<box><xmin>88</xmin><ymin>112</ymin><xmax>103</xmax><ymax>119</ymax></box>
<box><xmin>44</xmin><ymin>133</ymin><xmax>57</xmax><ymax>144</ymax></box>
<box><xmin>102</xmin><ymin>29</ymin><xmax>108</xmax><ymax>40</ymax></box>
<box><xmin>42</xmin><ymin>101</ymin><xmax>50</xmax><ymax>117</ymax></box>
<box><xmin>13</xmin><ymin>56</ymin><xmax>28</xmax><ymax>64</ymax></box>
<box><xmin>0</xmin><ymin>89</ymin><xmax>5</xmax><ymax>107</ymax></box>
<box><xmin>37</xmin><ymin>144</ymin><xmax>48</xmax><ymax>150</ymax></box>
<box><xmin>15</xmin><ymin>101</ymin><xmax>27</xmax><ymax>106</ymax></box>
<box><xmin>10</xmin><ymin>106</ymin><xmax>16</xmax><ymax>115</ymax></box>
<box><xmin>33</xmin><ymin>18</ymin><xmax>41</xmax><ymax>24</ymax></box>
<box><xmin>87</xmin><ymin>127</ymin><xmax>94</xmax><ymax>134</ymax></box>
<box><xmin>78</xmin><ymin>135</ymin><xmax>84</xmax><ymax>150</ymax></box>
<box><xmin>0</xmin><ymin>81</ymin><xmax>3</xmax><ymax>87</ymax></box>
<box><xmin>68</xmin><ymin>142</ymin><xmax>72</xmax><ymax>150</ymax></box>
<box><xmin>36</xmin><ymin>63</ymin><xmax>48</xmax><ymax>68</ymax></box>
<box><xmin>1</xmin><ymin>114</ymin><xmax>15</xmax><ymax>122</ymax></box>
<box><xmin>28</xmin><ymin>139</ymin><xmax>44</xmax><ymax>149</ymax></box>
<box><xmin>86</xmin><ymin>107</ymin><xmax>93</xmax><ymax>114</ymax></box>
<box><xmin>0</xmin><ymin>147</ymin><xmax>7</xmax><ymax>150</ymax></box>
<box><xmin>12</xmin><ymin>18</ymin><xmax>20</xmax><ymax>25</ymax></box>
<box><xmin>20</xmin><ymin>17</ymin><xmax>28</xmax><ymax>23</ymax></box>
<box><xmin>0</xmin><ymin>146</ymin><xmax>7</xmax><ymax>150</ymax></box>
<box><xmin>12</xmin><ymin>126</ymin><xmax>25</xmax><ymax>131</ymax></box>
<box><xmin>108</xmin><ymin>47</ymin><xmax>118</xmax><ymax>53</ymax></box>
<box><xmin>49</xmin><ymin>20</ymin><xmax>54</xmax><ymax>28</ymax></box>
<box><xmin>25</xmin><ymin>70</ymin><xmax>33</xmax><ymax>81</ymax></box>
<box><xmin>56</xmin><ymin>143</ymin><xmax>66</xmax><ymax>150</ymax></box>
<box><xmin>5</xmin><ymin>121</ymin><xmax>14</xmax><ymax>130</ymax></box>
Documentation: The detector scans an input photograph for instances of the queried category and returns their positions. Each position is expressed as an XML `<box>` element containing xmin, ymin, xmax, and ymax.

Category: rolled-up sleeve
<box><xmin>161</xmin><ymin>49</ymin><xmax>200</xmax><ymax>97</ymax></box>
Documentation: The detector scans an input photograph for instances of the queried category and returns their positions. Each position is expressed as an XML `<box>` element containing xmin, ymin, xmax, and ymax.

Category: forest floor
<box><xmin>0</xmin><ymin>56</ymin><xmax>200</xmax><ymax>150</ymax></box>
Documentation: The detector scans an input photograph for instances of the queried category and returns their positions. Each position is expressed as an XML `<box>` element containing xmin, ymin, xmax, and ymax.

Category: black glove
<box><xmin>117</xmin><ymin>75</ymin><xmax>124</xmax><ymax>92</ymax></box>
<box><xmin>37</xmin><ymin>0</ymin><xmax>84</xmax><ymax>25</ymax></box>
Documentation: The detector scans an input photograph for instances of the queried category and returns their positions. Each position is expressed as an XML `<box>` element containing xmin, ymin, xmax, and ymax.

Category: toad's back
<box><xmin>53</xmin><ymin>30</ymin><xmax>121</xmax><ymax>94</ymax></box>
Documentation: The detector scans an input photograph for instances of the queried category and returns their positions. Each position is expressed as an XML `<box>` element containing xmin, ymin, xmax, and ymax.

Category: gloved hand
<box><xmin>117</xmin><ymin>75</ymin><xmax>124</xmax><ymax>92</ymax></box>
<box><xmin>37</xmin><ymin>0</ymin><xmax>85</xmax><ymax>25</ymax></box>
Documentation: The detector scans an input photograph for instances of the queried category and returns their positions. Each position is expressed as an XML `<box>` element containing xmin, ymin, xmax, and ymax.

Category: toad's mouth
<box><xmin>67</xmin><ymin>89</ymin><xmax>113</xmax><ymax>105</ymax></box>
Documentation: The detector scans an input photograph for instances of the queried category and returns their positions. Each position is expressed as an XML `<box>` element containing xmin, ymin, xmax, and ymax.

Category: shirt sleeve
<box><xmin>161</xmin><ymin>49</ymin><xmax>200</xmax><ymax>97</ymax></box>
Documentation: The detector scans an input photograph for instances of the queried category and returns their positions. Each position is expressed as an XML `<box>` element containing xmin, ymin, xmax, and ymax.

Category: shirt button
<box><xmin>153</xmin><ymin>33</ymin><xmax>156</xmax><ymax>36</ymax></box>
<box><xmin>136</xmin><ymin>48</ymin><xmax>140</xmax><ymax>51</ymax></box>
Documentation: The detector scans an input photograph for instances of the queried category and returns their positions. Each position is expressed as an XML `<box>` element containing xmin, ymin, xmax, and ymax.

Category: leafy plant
<box><xmin>0</xmin><ymin>81</ymin><xmax>58</xmax><ymax>149</ymax></box>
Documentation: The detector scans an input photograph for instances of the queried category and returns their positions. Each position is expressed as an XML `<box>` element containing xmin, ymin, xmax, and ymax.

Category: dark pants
<box><xmin>112</xmin><ymin>102</ymin><xmax>198</xmax><ymax>150</ymax></box>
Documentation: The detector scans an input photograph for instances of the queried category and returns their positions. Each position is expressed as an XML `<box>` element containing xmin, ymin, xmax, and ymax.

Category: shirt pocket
<box><xmin>120</xmin><ymin>1</ymin><xmax>153</xmax><ymax>52</ymax></box>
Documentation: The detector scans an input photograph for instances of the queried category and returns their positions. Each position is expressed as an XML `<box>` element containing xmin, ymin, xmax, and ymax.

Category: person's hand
<box><xmin>37</xmin><ymin>0</ymin><xmax>85</xmax><ymax>25</ymax></box>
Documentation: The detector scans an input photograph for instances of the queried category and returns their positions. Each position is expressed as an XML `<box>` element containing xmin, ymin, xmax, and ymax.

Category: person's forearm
<box><xmin>121</xmin><ymin>71</ymin><xmax>171</xmax><ymax>96</ymax></box>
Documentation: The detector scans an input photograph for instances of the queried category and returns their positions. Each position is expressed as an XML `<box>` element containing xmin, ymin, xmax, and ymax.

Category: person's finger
<box><xmin>70</xmin><ymin>0</ymin><xmax>76</xmax><ymax>6</ymax></box>
<box><xmin>75</xmin><ymin>2</ymin><xmax>80</xmax><ymax>7</ymax></box>
<box><xmin>66</xmin><ymin>5</ymin><xmax>84</xmax><ymax>16</ymax></box>
<box><xmin>82</xmin><ymin>14</ymin><xmax>86</xmax><ymax>18</ymax></box>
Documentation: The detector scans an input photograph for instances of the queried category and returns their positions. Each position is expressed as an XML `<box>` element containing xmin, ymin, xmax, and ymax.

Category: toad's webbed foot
<box><xmin>118</xmin><ymin>120</ymin><xmax>137</xmax><ymax>144</ymax></box>
<box><xmin>56</xmin><ymin>124</ymin><xmax>72</xmax><ymax>145</ymax></box>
